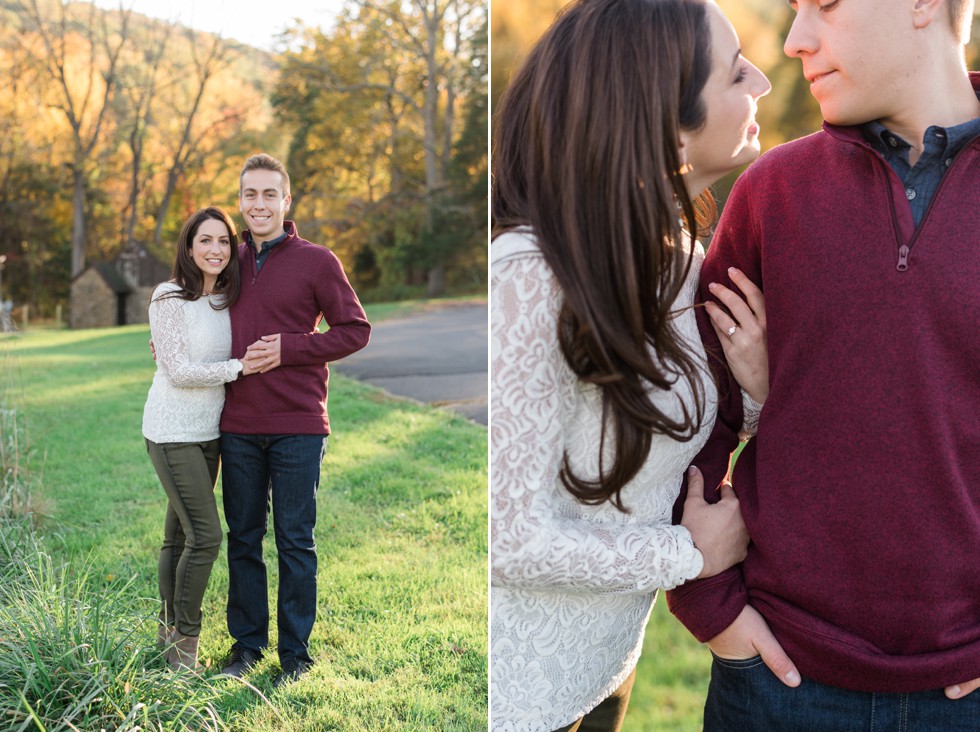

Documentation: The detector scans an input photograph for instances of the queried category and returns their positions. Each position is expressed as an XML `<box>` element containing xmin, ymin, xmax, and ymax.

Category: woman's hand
<box><xmin>706</xmin><ymin>268</ymin><xmax>768</xmax><ymax>404</ymax></box>
<box><xmin>239</xmin><ymin>359</ymin><xmax>260</xmax><ymax>376</ymax></box>
<box><xmin>680</xmin><ymin>466</ymin><xmax>749</xmax><ymax>579</ymax></box>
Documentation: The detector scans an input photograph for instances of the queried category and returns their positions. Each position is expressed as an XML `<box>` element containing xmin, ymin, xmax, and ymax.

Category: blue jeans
<box><xmin>220</xmin><ymin>433</ymin><xmax>327</xmax><ymax>665</ymax></box>
<box><xmin>704</xmin><ymin>654</ymin><xmax>980</xmax><ymax>732</ymax></box>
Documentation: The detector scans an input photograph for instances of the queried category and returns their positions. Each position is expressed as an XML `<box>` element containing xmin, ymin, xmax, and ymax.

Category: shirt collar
<box><xmin>247</xmin><ymin>229</ymin><xmax>289</xmax><ymax>253</ymax></box>
<box><xmin>860</xmin><ymin>91</ymin><xmax>980</xmax><ymax>165</ymax></box>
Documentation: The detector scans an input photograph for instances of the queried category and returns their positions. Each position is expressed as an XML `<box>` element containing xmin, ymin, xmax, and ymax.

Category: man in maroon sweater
<box><xmin>218</xmin><ymin>154</ymin><xmax>371</xmax><ymax>687</ymax></box>
<box><xmin>667</xmin><ymin>0</ymin><xmax>980</xmax><ymax>729</ymax></box>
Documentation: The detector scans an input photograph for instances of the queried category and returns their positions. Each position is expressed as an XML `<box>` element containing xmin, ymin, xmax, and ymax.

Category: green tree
<box><xmin>274</xmin><ymin>0</ymin><xmax>488</xmax><ymax>298</ymax></box>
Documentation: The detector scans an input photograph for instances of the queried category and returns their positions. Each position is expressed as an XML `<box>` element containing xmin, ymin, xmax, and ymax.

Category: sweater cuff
<box><xmin>662</xmin><ymin>525</ymin><xmax>704</xmax><ymax>591</ymax></box>
<box><xmin>279</xmin><ymin>332</ymin><xmax>297</xmax><ymax>366</ymax></box>
<box><xmin>665</xmin><ymin>567</ymin><xmax>748</xmax><ymax>643</ymax></box>
<box><xmin>740</xmin><ymin>390</ymin><xmax>764</xmax><ymax>437</ymax></box>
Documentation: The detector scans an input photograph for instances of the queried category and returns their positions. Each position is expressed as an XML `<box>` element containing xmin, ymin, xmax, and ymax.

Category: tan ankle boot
<box><xmin>167</xmin><ymin>632</ymin><xmax>201</xmax><ymax>672</ymax></box>
<box><xmin>157</xmin><ymin>623</ymin><xmax>175</xmax><ymax>653</ymax></box>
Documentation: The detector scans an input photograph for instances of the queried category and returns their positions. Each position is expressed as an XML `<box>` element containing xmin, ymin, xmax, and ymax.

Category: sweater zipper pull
<box><xmin>896</xmin><ymin>244</ymin><xmax>910</xmax><ymax>272</ymax></box>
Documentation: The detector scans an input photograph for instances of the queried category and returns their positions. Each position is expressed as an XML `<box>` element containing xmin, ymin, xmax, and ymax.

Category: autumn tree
<box><xmin>0</xmin><ymin>34</ymin><xmax>69</xmax><ymax>315</ymax></box>
<box><xmin>148</xmin><ymin>29</ymin><xmax>246</xmax><ymax>248</ymax></box>
<box><xmin>14</xmin><ymin>0</ymin><xmax>132</xmax><ymax>277</ymax></box>
<box><xmin>274</xmin><ymin>0</ymin><xmax>487</xmax><ymax>298</ymax></box>
<box><xmin>365</xmin><ymin>0</ymin><xmax>485</xmax><ymax>296</ymax></box>
<box><xmin>114</xmin><ymin>19</ymin><xmax>172</xmax><ymax>251</ymax></box>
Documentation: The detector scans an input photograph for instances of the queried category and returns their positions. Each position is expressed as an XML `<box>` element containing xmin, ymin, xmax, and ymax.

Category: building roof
<box><xmin>90</xmin><ymin>262</ymin><xmax>134</xmax><ymax>294</ymax></box>
<box><xmin>73</xmin><ymin>246</ymin><xmax>172</xmax><ymax>292</ymax></box>
<box><xmin>130</xmin><ymin>248</ymin><xmax>172</xmax><ymax>288</ymax></box>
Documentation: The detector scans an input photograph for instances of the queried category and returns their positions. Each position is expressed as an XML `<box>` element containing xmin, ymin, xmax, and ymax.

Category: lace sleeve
<box><xmin>490</xmin><ymin>254</ymin><xmax>703</xmax><ymax>595</ymax></box>
<box><xmin>740</xmin><ymin>390</ymin><xmax>763</xmax><ymax>437</ymax></box>
<box><xmin>150</xmin><ymin>294</ymin><xmax>242</xmax><ymax>387</ymax></box>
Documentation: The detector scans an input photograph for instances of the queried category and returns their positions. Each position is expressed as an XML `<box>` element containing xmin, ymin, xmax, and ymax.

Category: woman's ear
<box><xmin>677</xmin><ymin>135</ymin><xmax>693</xmax><ymax>176</ymax></box>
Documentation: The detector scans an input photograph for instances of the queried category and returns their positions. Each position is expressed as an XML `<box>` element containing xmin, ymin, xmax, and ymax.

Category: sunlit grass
<box><xmin>2</xmin><ymin>326</ymin><xmax>488</xmax><ymax>731</ymax></box>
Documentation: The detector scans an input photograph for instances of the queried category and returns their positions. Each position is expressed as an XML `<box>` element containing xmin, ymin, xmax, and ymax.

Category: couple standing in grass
<box><xmin>141</xmin><ymin>153</ymin><xmax>371</xmax><ymax>687</ymax></box>
<box><xmin>490</xmin><ymin>0</ymin><xmax>980</xmax><ymax>730</ymax></box>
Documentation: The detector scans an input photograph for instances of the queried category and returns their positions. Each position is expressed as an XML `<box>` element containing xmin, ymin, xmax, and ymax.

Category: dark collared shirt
<box><xmin>862</xmin><ymin>94</ymin><xmax>980</xmax><ymax>228</ymax></box>
<box><xmin>248</xmin><ymin>231</ymin><xmax>288</xmax><ymax>274</ymax></box>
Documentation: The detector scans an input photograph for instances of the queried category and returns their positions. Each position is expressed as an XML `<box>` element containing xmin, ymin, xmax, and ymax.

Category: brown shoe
<box><xmin>167</xmin><ymin>632</ymin><xmax>201</xmax><ymax>672</ymax></box>
<box><xmin>157</xmin><ymin>623</ymin><xmax>175</xmax><ymax>653</ymax></box>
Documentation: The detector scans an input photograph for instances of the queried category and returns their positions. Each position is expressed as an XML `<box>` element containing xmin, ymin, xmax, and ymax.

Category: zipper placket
<box><xmin>874</xmin><ymin>139</ymin><xmax>976</xmax><ymax>272</ymax></box>
<box><xmin>249</xmin><ymin>240</ymin><xmax>280</xmax><ymax>285</ymax></box>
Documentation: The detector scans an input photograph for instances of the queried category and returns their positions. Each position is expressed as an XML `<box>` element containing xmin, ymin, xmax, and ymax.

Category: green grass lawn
<box><xmin>622</xmin><ymin>599</ymin><xmax>712</xmax><ymax>731</ymax></box>
<box><xmin>1</xmin><ymin>324</ymin><xmax>487</xmax><ymax>731</ymax></box>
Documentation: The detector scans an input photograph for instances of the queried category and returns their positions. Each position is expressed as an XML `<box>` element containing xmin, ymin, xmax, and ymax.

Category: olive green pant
<box><xmin>146</xmin><ymin>438</ymin><xmax>222</xmax><ymax>637</ymax></box>
<box><xmin>552</xmin><ymin>669</ymin><xmax>637</xmax><ymax>732</ymax></box>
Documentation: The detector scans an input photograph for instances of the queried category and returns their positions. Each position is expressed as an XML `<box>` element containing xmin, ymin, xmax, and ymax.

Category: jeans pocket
<box><xmin>710</xmin><ymin>653</ymin><xmax>764</xmax><ymax>671</ymax></box>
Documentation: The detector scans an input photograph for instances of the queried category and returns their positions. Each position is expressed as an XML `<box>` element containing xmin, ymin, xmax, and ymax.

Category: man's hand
<box><xmin>707</xmin><ymin>605</ymin><xmax>801</xmax><ymax>687</ymax></box>
<box><xmin>244</xmin><ymin>334</ymin><xmax>282</xmax><ymax>373</ymax></box>
<box><xmin>149</xmin><ymin>338</ymin><xmax>156</xmax><ymax>362</ymax></box>
<box><xmin>946</xmin><ymin>677</ymin><xmax>980</xmax><ymax>699</ymax></box>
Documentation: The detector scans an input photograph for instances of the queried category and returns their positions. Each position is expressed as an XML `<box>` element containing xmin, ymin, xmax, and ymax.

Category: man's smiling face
<box><xmin>239</xmin><ymin>168</ymin><xmax>291</xmax><ymax>242</ymax></box>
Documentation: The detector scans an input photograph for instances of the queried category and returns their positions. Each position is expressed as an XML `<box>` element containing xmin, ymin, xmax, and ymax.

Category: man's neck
<box><xmin>252</xmin><ymin>227</ymin><xmax>287</xmax><ymax>247</ymax></box>
<box><xmin>875</xmin><ymin>64</ymin><xmax>980</xmax><ymax>165</ymax></box>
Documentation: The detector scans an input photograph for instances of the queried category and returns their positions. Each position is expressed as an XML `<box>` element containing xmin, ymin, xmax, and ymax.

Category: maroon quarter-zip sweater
<box><xmin>220</xmin><ymin>221</ymin><xmax>371</xmax><ymax>435</ymax></box>
<box><xmin>667</xmin><ymin>75</ymin><xmax>980</xmax><ymax>693</ymax></box>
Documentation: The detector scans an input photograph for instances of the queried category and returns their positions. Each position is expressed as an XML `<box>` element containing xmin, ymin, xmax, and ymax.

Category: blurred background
<box><xmin>491</xmin><ymin>0</ymin><xmax>980</xmax><ymax>230</ymax></box>
<box><xmin>0</xmin><ymin>0</ymin><xmax>488</xmax><ymax>330</ymax></box>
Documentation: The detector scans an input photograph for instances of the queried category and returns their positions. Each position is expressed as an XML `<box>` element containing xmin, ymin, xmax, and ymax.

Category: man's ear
<box><xmin>912</xmin><ymin>0</ymin><xmax>944</xmax><ymax>30</ymax></box>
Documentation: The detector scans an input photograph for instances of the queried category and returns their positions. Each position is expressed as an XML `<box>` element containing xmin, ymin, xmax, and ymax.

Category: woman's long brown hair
<box><xmin>154</xmin><ymin>206</ymin><xmax>241</xmax><ymax>310</ymax></box>
<box><xmin>492</xmin><ymin>0</ymin><xmax>717</xmax><ymax>511</ymax></box>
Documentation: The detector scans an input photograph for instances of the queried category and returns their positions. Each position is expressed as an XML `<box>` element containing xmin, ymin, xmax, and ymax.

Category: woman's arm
<box><xmin>150</xmin><ymin>294</ymin><xmax>243</xmax><ymax>387</ymax></box>
<box><xmin>491</xmin><ymin>254</ymin><xmax>746</xmax><ymax>594</ymax></box>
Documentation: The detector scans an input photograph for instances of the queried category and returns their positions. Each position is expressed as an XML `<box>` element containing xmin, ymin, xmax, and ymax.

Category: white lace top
<box><xmin>490</xmin><ymin>230</ymin><xmax>719</xmax><ymax>732</ymax></box>
<box><xmin>142</xmin><ymin>282</ymin><xmax>242</xmax><ymax>444</ymax></box>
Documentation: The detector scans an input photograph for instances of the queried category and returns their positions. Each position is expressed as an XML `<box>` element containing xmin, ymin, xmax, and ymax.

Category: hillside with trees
<box><xmin>0</xmin><ymin>0</ymin><xmax>488</xmax><ymax>324</ymax></box>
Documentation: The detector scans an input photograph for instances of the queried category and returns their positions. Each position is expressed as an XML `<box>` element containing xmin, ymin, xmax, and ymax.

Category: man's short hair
<box><xmin>949</xmin><ymin>0</ymin><xmax>975</xmax><ymax>44</ymax></box>
<box><xmin>239</xmin><ymin>153</ymin><xmax>291</xmax><ymax>197</ymax></box>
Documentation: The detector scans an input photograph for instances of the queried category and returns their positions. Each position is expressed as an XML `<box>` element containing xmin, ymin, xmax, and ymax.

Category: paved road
<box><xmin>333</xmin><ymin>303</ymin><xmax>488</xmax><ymax>425</ymax></box>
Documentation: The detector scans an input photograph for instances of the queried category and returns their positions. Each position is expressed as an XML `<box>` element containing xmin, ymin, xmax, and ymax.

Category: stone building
<box><xmin>69</xmin><ymin>246</ymin><xmax>171</xmax><ymax>329</ymax></box>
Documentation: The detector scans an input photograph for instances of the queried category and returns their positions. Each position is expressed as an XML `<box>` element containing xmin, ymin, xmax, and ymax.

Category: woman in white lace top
<box><xmin>142</xmin><ymin>207</ymin><xmax>258</xmax><ymax>671</ymax></box>
<box><xmin>490</xmin><ymin>1</ymin><xmax>772</xmax><ymax>730</ymax></box>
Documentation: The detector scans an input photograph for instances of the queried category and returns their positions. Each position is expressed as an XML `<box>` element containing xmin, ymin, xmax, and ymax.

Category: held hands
<box><xmin>705</xmin><ymin>268</ymin><xmax>768</xmax><ymax>404</ymax></box>
<box><xmin>680</xmin><ymin>466</ymin><xmax>749</xmax><ymax>579</ymax></box>
<box><xmin>151</xmin><ymin>335</ymin><xmax>275</xmax><ymax>377</ymax></box>
<box><xmin>239</xmin><ymin>359</ymin><xmax>261</xmax><ymax>376</ymax></box>
<box><xmin>243</xmin><ymin>333</ymin><xmax>282</xmax><ymax>374</ymax></box>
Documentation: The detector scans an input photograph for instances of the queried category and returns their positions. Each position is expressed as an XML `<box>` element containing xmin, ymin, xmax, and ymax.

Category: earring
<box><xmin>678</xmin><ymin>162</ymin><xmax>694</xmax><ymax>175</ymax></box>
<box><xmin>674</xmin><ymin>198</ymin><xmax>686</xmax><ymax>229</ymax></box>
